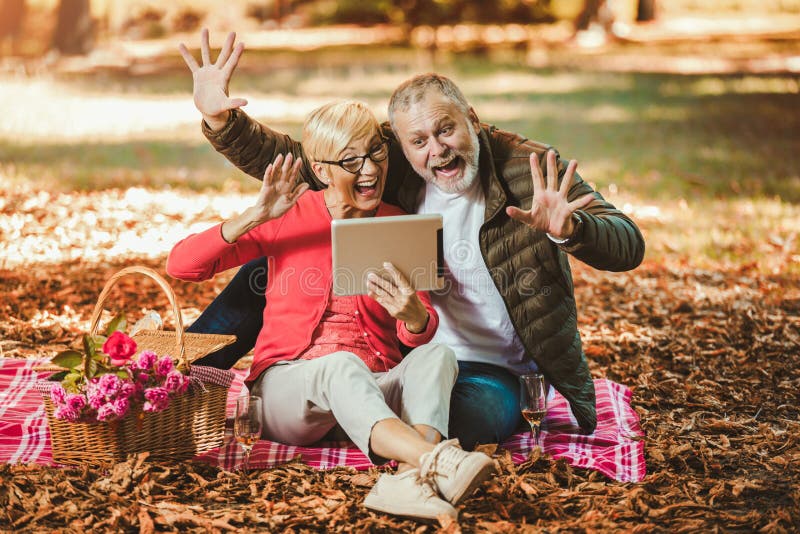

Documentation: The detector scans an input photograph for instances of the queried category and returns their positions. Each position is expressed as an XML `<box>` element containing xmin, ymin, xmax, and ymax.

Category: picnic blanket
<box><xmin>0</xmin><ymin>357</ymin><xmax>646</xmax><ymax>482</ymax></box>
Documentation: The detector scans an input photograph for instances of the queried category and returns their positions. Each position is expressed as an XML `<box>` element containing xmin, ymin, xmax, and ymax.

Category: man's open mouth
<box><xmin>432</xmin><ymin>157</ymin><xmax>461</xmax><ymax>178</ymax></box>
<box><xmin>354</xmin><ymin>178</ymin><xmax>379</xmax><ymax>196</ymax></box>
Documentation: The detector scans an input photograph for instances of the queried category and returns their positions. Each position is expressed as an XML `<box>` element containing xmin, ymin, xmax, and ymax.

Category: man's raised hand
<box><xmin>178</xmin><ymin>28</ymin><xmax>247</xmax><ymax>130</ymax></box>
<box><xmin>506</xmin><ymin>150</ymin><xmax>593</xmax><ymax>240</ymax></box>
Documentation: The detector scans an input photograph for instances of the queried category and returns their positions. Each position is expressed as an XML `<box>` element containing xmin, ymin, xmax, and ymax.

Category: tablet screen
<box><xmin>331</xmin><ymin>214</ymin><xmax>444</xmax><ymax>296</ymax></box>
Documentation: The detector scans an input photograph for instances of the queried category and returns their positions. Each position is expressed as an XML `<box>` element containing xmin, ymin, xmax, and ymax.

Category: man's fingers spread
<box><xmin>506</xmin><ymin>206</ymin><xmax>533</xmax><ymax>224</ymax></box>
<box><xmin>178</xmin><ymin>43</ymin><xmax>199</xmax><ymax>72</ymax></box>
<box><xmin>215</xmin><ymin>32</ymin><xmax>235</xmax><ymax>67</ymax></box>
<box><xmin>568</xmin><ymin>193</ymin><xmax>594</xmax><ymax>211</ymax></box>
<box><xmin>200</xmin><ymin>28</ymin><xmax>211</xmax><ymax>65</ymax></box>
<box><xmin>559</xmin><ymin>159</ymin><xmax>578</xmax><ymax>197</ymax></box>
<box><xmin>546</xmin><ymin>149</ymin><xmax>557</xmax><ymax>191</ymax></box>
<box><xmin>529</xmin><ymin>153</ymin><xmax>545</xmax><ymax>193</ymax></box>
<box><xmin>227</xmin><ymin>97</ymin><xmax>247</xmax><ymax>109</ymax></box>
<box><xmin>222</xmin><ymin>43</ymin><xmax>244</xmax><ymax>77</ymax></box>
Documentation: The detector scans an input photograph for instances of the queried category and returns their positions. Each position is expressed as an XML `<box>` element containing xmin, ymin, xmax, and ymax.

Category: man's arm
<box><xmin>507</xmin><ymin>150</ymin><xmax>645</xmax><ymax>272</ymax></box>
<box><xmin>179</xmin><ymin>29</ymin><xmax>323</xmax><ymax>190</ymax></box>
<box><xmin>202</xmin><ymin>108</ymin><xmax>323</xmax><ymax>190</ymax></box>
<box><xmin>558</xmin><ymin>164</ymin><xmax>645</xmax><ymax>272</ymax></box>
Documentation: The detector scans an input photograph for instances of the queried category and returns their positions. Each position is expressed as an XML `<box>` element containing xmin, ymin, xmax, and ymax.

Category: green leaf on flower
<box><xmin>62</xmin><ymin>371</ymin><xmax>82</xmax><ymax>393</ymax></box>
<box><xmin>116</xmin><ymin>369</ymin><xmax>130</xmax><ymax>380</ymax></box>
<box><xmin>105</xmin><ymin>312</ymin><xmax>127</xmax><ymax>336</ymax></box>
<box><xmin>48</xmin><ymin>370</ymin><xmax>69</xmax><ymax>382</ymax></box>
<box><xmin>86</xmin><ymin>358</ymin><xmax>99</xmax><ymax>379</ymax></box>
<box><xmin>51</xmin><ymin>350</ymin><xmax>83</xmax><ymax>370</ymax></box>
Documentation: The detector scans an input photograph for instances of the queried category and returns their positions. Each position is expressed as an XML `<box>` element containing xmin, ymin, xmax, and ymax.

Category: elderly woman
<box><xmin>167</xmin><ymin>101</ymin><xmax>493</xmax><ymax>520</ymax></box>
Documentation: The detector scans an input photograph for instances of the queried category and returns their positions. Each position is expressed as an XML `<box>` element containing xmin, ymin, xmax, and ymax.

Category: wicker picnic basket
<box><xmin>37</xmin><ymin>266</ymin><xmax>237</xmax><ymax>467</ymax></box>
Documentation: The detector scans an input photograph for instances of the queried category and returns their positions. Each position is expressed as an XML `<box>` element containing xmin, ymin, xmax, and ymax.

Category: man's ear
<box><xmin>467</xmin><ymin>106</ymin><xmax>480</xmax><ymax>133</ymax></box>
<box><xmin>312</xmin><ymin>162</ymin><xmax>330</xmax><ymax>185</ymax></box>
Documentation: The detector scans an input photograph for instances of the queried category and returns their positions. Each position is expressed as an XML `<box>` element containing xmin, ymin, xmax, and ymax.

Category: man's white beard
<box><xmin>417</xmin><ymin>127</ymin><xmax>481</xmax><ymax>195</ymax></box>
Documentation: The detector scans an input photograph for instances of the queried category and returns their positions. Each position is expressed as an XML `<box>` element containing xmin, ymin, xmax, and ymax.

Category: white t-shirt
<box><xmin>417</xmin><ymin>179</ymin><xmax>538</xmax><ymax>375</ymax></box>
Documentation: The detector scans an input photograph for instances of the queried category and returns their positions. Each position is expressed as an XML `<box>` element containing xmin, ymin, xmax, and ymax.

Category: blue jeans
<box><xmin>188</xmin><ymin>257</ymin><xmax>523</xmax><ymax>450</ymax></box>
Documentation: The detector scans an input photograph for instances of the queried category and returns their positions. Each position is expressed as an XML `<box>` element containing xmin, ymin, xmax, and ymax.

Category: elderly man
<box><xmin>179</xmin><ymin>31</ymin><xmax>645</xmax><ymax>448</ymax></box>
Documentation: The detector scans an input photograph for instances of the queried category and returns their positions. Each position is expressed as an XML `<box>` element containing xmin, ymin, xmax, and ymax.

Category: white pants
<box><xmin>252</xmin><ymin>343</ymin><xmax>457</xmax><ymax>463</ymax></box>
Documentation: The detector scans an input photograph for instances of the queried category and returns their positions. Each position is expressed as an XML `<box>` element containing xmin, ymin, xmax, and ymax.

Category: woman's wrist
<box><xmin>221</xmin><ymin>207</ymin><xmax>266</xmax><ymax>243</ymax></box>
<box><xmin>404</xmin><ymin>311</ymin><xmax>430</xmax><ymax>334</ymax></box>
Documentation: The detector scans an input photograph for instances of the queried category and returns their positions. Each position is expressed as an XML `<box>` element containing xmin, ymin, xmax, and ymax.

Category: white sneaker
<box><xmin>363</xmin><ymin>469</ymin><xmax>458</xmax><ymax>520</ymax></box>
<box><xmin>419</xmin><ymin>439</ymin><xmax>495</xmax><ymax>505</ymax></box>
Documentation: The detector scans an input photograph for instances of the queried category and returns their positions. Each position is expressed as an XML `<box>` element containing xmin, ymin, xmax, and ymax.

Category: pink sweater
<box><xmin>167</xmin><ymin>191</ymin><xmax>439</xmax><ymax>382</ymax></box>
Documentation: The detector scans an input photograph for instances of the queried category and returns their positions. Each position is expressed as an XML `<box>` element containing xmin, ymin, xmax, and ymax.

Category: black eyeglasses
<box><xmin>318</xmin><ymin>140</ymin><xmax>389</xmax><ymax>174</ymax></box>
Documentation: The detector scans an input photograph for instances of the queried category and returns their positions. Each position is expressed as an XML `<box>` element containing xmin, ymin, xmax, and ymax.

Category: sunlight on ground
<box><xmin>1</xmin><ymin>173</ymin><xmax>797</xmax><ymax>275</ymax></box>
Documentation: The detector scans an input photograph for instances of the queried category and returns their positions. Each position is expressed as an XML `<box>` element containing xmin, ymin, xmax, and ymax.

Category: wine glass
<box><xmin>519</xmin><ymin>373</ymin><xmax>547</xmax><ymax>449</ymax></box>
<box><xmin>234</xmin><ymin>395</ymin><xmax>262</xmax><ymax>473</ymax></box>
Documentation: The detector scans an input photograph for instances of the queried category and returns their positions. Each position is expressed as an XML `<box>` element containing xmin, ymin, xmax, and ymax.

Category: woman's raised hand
<box><xmin>367</xmin><ymin>263</ymin><xmax>429</xmax><ymax>334</ymax></box>
<box><xmin>178</xmin><ymin>28</ymin><xmax>247</xmax><ymax>129</ymax></box>
<box><xmin>252</xmin><ymin>153</ymin><xmax>308</xmax><ymax>224</ymax></box>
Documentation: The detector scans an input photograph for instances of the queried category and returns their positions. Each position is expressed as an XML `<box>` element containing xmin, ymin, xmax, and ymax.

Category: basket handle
<box><xmin>88</xmin><ymin>266</ymin><xmax>187</xmax><ymax>370</ymax></box>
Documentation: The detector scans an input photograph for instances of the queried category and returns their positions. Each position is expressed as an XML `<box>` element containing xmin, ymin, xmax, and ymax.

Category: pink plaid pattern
<box><xmin>1</xmin><ymin>358</ymin><xmax>645</xmax><ymax>482</ymax></box>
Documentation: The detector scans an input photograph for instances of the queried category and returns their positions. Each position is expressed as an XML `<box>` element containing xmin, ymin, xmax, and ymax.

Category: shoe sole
<box><xmin>363</xmin><ymin>495</ymin><xmax>458</xmax><ymax>521</ymax></box>
<box><xmin>448</xmin><ymin>459</ymin><xmax>496</xmax><ymax>505</ymax></box>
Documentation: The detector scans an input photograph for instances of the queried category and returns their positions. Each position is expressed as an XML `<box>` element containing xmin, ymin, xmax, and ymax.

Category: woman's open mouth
<box><xmin>354</xmin><ymin>178</ymin><xmax>379</xmax><ymax>197</ymax></box>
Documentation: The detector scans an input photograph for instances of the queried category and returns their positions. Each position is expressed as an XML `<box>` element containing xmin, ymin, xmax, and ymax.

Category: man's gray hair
<box><xmin>388</xmin><ymin>73</ymin><xmax>471</xmax><ymax>132</ymax></box>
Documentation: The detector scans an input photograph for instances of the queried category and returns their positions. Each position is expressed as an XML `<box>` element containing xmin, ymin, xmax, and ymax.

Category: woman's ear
<box><xmin>312</xmin><ymin>162</ymin><xmax>330</xmax><ymax>185</ymax></box>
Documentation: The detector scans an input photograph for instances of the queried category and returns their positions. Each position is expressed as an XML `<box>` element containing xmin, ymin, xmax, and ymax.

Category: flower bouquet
<box><xmin>37</xmin><ymin>266</ymin><xmax>236</xmax><ymax>467</ymax></box>
<box><xmin>47</xmin><ymin>318</ymin><xmax>190</xmax><ymax>424</ymax></box>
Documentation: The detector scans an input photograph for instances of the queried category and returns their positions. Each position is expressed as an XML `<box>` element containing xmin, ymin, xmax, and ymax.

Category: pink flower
<box><xmin>50</xmin><ymin>384</ymin><xmax>66</xmax><ymax>405</ymax></box>
<box><xmin>96</xmin><ymin>403</ymin><xmax>116</xmax><ymax>421</ymax></box>
<box><xmin>97</xmin><ymin>373</ymin><xmax>122</xmax><ymax>398</ymax></box>
<box><xmin>111</xmin><ymin>396</ymin><xmax>130</xmax><ymax>418</ymax></box>
<box><xmin>134</xmin><ymin>350</ymin><xmax>157</xmax><ymax>371</ymax></box>
<box><xmin>102</xmin><ymin>331</ymin><xmax>137</xmax><ymax>366</ymax></box>
<box><xmin>143</xmin><ymin>387</ymin><xmax>169</xmax><ymax>413</ymax></box>
<box><xmin>164</xmin><ymin>370</ymin><xmax>188</xmax><ymax>393</ymax></box>
<box><xmin>87</xmin><ymin>390</ymin><xmax>105</xmax><ymax>410</ymax></box>
<box><xmin>155</xmin><ymin>356</ymin><xmax>174</xmax><ymax>377</ymax></box>
<box><xmin>66</xmin><ymin>394</ymin><xmax>86</xmax><ymax>412</ymax></box>
<box><xmin>54</xmin><ymin>405</ymin><xmax>80</xmax><ymax>422</ymax></box>
<box><xmin>120</xmin><ymin>382</ymin><xmax>136</xmax><ymax>399</ymax></box>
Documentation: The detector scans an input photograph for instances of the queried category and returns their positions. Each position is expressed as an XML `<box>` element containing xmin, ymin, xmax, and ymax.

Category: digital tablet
<box><xmin>331</xmin><ymin>214</ymin><xmax>444</xmax><ymax>296</ymax></box>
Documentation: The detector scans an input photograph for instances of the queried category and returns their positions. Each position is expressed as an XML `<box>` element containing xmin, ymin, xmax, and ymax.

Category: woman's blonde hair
<box><xmin>302</xmin><ymin>100</ymin><xmax>382</xmax><ymax>162</ymax></box>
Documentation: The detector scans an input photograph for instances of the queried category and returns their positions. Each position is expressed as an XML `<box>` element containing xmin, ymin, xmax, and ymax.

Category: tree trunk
<box><xmin>0</xmin><ymin>0</ymin><xmax>26</xmax><ymax>55</ymax></box>
<box><xmin>52</xmin><ymin>0</ymin><xmax>93</xmax><ymax>55</ymax></box>
<box><xmin>636</xmin><ymin>0</ymin><xmax>656</xmax><ymax>22</ymax></box>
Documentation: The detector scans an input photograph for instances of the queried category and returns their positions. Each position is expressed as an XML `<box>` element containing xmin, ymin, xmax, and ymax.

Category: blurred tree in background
<box><xmin>52</xmin><ymin>0</ymin><xmax>93</xmax><ymax>54</ymax></box>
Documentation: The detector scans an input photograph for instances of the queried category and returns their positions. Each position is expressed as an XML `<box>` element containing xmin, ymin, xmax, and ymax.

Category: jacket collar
<box><xmin>477</xmin><ymin>125</ymin><xmax>507</xmax><ymax>224</ymax></box>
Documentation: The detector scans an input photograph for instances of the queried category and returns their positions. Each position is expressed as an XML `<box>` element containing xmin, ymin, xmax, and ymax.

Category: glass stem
<box><xmin>531</xmin><ymin>424</ymin><xmax>541</xmax><ymax>447</ymax></box>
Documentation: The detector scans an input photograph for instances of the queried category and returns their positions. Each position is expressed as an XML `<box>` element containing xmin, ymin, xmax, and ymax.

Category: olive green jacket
<box><xmin>202</xmin><ymin>109</ymin><xmax>646</xmax><ymax>432</ymax></box>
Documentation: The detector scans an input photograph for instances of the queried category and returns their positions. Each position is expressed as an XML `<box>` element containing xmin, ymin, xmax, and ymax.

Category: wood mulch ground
<box><xmin>1</xmin><ymin>252</ymin><xmax>797</xmax><ymax>532</ymax></box>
